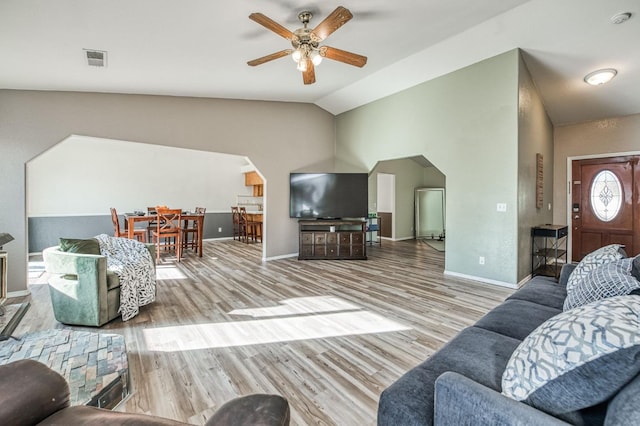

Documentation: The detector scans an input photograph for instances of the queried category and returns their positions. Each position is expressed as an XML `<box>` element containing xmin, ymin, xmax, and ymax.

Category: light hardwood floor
<box><xmin>16</xmin><ymin>239</ymin><xmax>513</xmax><ymax>425</ymax></box>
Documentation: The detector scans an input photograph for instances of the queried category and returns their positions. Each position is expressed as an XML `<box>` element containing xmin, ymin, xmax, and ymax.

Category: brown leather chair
<box><xmin>0</xmin><ymin>359</ymin><xmax>290</xmax><ymax>426</ymax></box>
<box><xmin>110</xmin><ymin>207</ymin><xmax>146</xmax><ymax>242</ymax></box>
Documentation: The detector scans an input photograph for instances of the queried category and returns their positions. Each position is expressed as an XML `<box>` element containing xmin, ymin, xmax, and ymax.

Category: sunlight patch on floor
<box><xmin>155</xmin><ymin>264</ymin><xmax>188</xmax><ymax>280</ymax></box>
<box><xmin>28</xmin><ymin>260</ymin><xmax>48</xmax><ymax>284</ymax></box>
<box><xmin>143</xmin><ymin>311</ymin><xmax>410</xmax><ymax>351</ymax></box>
<box><xmin>228</xmin><ymin>296</ymin><xmax>360</xmax><ymax>318</ymax></box>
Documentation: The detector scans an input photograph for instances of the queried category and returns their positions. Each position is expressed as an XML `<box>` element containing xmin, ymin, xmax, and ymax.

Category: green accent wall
<box><xmin>336</xmin><ymin>50</ymin><xmax>522</xmax><ymax>285</ymax></box>
<box><xmin>517</xmin><ymin>54</ymin><xmax>554</xmax><ymax>281</ymax></box>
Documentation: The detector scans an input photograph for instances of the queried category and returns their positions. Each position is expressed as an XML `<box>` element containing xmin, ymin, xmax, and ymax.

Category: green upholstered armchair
<box><xmin>42</xmin><ymin>244</ymin><xmax>155</xmax><ymax>326</ymax></box>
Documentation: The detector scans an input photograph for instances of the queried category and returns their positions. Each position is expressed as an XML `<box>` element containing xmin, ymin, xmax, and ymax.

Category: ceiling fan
<box><xmin>247</xmin><ymin>6</ymin><xmax>367</xmax><ymax>85</ymax></box>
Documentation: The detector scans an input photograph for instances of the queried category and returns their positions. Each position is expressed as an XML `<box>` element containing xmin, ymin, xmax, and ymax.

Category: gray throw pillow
<box><xmin>563</xmin><ymin>258</ymin><xmax>640</xmax><ymax>311</ymax></box>
<box><xmin>58</xmin><ymin>237</ymin><xmax>100</xmax><ymax>255</ymax></box>
<box><xmin>502</xmin><ymin>295</ymin><xmax>640</xmax><ymax>416</ymax></box>
<box><xmin>566</xmin><ymin>244</ymin><xmax>625</xmax><ymax>294</ymax></box>
<box><xmin>631</xmin><ymin>254</ymin><xmax>640</xmax><ymax>282</ymax></box>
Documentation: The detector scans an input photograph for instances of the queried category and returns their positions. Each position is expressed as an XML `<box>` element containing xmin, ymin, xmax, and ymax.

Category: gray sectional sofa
<box><xmin>378</xmin><ymin>261</ymin><xmax>640</xmax><ymax>425</ymax></box>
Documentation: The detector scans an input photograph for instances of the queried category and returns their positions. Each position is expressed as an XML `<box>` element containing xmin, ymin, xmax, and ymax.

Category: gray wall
<box><xmin>28</xmin><ymin>213</ymin><xmax>233</xmax><ymax>253</ymax></box>
<box><xmin>516</xmin><ymin>53</ymin><xmax>554</xmax><ymax>281</ymax></box>
<box><xmin>336</xmin><ymin>50</ymin><xmax>521</xmax><ymax>286</ymax></box>
<box><xmin>0</xmin><ymin>90</ymin><xmax>334</xmax><ymax>294</ymax></box>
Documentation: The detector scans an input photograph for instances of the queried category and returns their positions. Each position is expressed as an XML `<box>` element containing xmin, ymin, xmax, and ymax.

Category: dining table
<box><xmin>125</xmin><ymin>212</ymin><xmax>205</xmax><ymax>257</ymax></box>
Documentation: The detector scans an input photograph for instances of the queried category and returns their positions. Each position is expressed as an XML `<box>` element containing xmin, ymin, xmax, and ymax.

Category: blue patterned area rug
<box><xmin>421</xmin><ymin>239</ymin><xmax>445</xmax><ymax>252</ymax></box>
<box><xmin>0</xmin><ymin>329</ymin><xmax>128</xmax><ymax>408</ymax></box>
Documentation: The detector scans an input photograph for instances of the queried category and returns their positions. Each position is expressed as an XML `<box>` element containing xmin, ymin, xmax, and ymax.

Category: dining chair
<box><xmin>152</xmin><ymin>207</ymin><xmax>183</xmax><ymax>262</ymax></box>
<box><xmin>182</xmin><ymin>207</ymin><xmax>205</xmax><ymax>252</ymax></box>
<box><xmin>146</xmin><ymin>206</ymin><xmax>163</xmax><ymax>242</ymax></box>
<box><xmin>231</xmin><ymin>206</ymin><xmax>243</xmax><ymax>241</ymax></box>
<box><xmin>110</xmin><ymin>208</ymin><xmax>146</xmax><ymax>242</ymax></box>
<box><xmin>240</xmin><ymin>207</ymin><xmax>259</xmax><ymax>244</ymax></box>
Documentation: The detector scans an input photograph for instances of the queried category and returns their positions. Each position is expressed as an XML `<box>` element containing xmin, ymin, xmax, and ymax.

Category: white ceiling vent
<box><xmin>84</xmin><ymin>49</ymin><xmax>107</xmax><ymax>67</ymax></box>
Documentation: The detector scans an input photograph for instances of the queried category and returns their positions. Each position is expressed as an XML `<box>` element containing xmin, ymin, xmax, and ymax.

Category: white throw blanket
<box><xmin>95</xmin><ymin>234</ymin><xmax>156</xmax><ymax>321</ymax></box>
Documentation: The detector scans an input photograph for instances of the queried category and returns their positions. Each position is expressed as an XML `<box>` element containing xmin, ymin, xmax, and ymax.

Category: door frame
<box><xmin>377</xmin><ymin>173</ymin><xmax>395</xmax><ymax>239</ymax></box>
<box><xmin>566</xmin><ymin>150</ymin><xmax>640</xmax><ymax>261</ymax></box>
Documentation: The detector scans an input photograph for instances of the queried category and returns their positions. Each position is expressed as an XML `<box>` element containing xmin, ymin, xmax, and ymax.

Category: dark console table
<box><xmin>531</xmin><ymin>225</ymin><xmax>568</xmax><ymax>278</ymax></box>
<box><xmin>298</xmin><ymin>220</ymin><xmax>367</xmax><ymax>260</ymax></box>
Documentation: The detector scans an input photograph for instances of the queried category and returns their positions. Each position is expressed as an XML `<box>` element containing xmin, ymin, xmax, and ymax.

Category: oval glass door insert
<box><xmin>590</xmin><ymin>170</ymin><xmax>622</xmax><ymax>222</ymax></box>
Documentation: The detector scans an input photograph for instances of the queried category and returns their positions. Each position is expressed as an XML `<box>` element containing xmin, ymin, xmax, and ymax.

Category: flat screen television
<box><xmin>289</xmin><ymin>173</ymin><xmax>368</xmax><ymax>219</ymax></box>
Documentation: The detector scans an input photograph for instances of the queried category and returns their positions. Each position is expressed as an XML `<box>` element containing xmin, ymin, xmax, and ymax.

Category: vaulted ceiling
<box><xmin>1</xmin><ymin>0</ymin><xmax>638</xmax><ymax>125</ymax></box>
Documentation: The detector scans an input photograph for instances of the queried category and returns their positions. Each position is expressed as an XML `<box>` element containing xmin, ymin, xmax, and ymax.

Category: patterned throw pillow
<box><xmin>502</xmin><ymin>296</ymin><xmax>640</xmax><ymax>415</ymax></box>
<box><xmin>632</xmin><ymin>255</ymin><xmax>640</xmax><ymax>282</ymax></box>
<box><xmin>566</xmin><ymin>244</ymin><xmax>625</xmax><ymax>293</ymax></box>
<box><xmin>563</xmin><ymin>258</ymin><xmax>640</xmax><ymax>311</ymax></box>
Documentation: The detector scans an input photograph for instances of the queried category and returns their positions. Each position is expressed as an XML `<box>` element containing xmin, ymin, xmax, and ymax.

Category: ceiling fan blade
<box><xmin>320</xmin><ymin>46</ymin><xmax>367</xmax><ymax>68</ymax></box>
<box><xmin>302</xmin><ymin>60</ymin><xmax>316</xmax><ymax>85</ymax></box>
<box><xmin>247</xmin><ymin>49</ymin><xmax>292</xmax><ymax>66</ymax></box>
<box><xmin>311</xmin><ymin>6</ymin><xmax>352</xmax><ymax>42</ymax></box>
<box><xmin>249</xmin><ymin>13</ymin><xmax>295</xmax><ymax>40</ymax></box>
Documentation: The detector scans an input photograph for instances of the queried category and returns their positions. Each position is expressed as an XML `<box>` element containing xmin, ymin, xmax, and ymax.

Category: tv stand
<box><xmin>298</xmin><ymin>220</ymin><xmax>366</xmax><ymax>260</ymax></box>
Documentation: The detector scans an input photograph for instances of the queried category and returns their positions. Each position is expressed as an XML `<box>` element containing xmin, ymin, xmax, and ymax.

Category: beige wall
<box><xmin>0</xmin><ymin>90</ymin><xmax>335</xmax><ymax>294</ymax></box>
<box><xmin>516</xmin><ymin>54</ymin><xmax>554</xmax><ymax>281</ymax></box>
<box><xmin>553</xmin><ymin>114</ymin><xmax>640</xmax><ymax>230</ymax></box>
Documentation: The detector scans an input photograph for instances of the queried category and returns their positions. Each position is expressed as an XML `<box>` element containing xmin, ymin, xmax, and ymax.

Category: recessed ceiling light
<box><xmin>584</xmin><ymin>69</ymin><xmax>617</xmax><ymax>86</ymax></box>
<box><xmin>610</xmin><ymin>12</ymin><xmax>632</xmax><ymax>24</ymax></box>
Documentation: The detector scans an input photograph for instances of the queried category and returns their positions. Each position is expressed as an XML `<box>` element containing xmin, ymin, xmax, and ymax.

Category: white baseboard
<box><xmin>265</xmin><ymin>253</ymin><xmax>298</xmax><ymax>261</ymax></box>
<box><xmin>518</xmin><ymin>274</ymin><xmax>532</xmax><ymax>288</ymax></box>
<box><xmin>7</xmin><ymin>289</ymin><xmax>31</xmax><ymax>298</ymax></box>
<box><xmin>443</xmin><ymin>270</ymin><xmax>518</xmax><ymax>289</ymax></box>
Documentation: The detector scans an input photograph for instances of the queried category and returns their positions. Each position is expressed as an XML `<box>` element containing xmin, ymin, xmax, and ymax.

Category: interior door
<box><xmin>571</xmin><ymin>156</ymin><xmax>639</xmax><ymax>261</ymax></box>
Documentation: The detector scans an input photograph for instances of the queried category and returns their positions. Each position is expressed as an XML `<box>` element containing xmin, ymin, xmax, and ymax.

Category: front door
<box><xmin>571</xmin><ymin>156</ymin><xmax>640</xmax><ymax>261</ymax></box>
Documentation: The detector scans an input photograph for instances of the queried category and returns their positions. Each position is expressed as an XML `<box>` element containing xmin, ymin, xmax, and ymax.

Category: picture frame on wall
<box><xmin>536</xmin><ymin>153</ymin><xmax>543</xmax><ymax>209</ymax></box>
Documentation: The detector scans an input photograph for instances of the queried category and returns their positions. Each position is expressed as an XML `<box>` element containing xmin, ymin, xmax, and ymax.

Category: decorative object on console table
<box><xmin>298</xmin><ymin>220</ymin><xmax>366</xmax><ymax>260</ymax></box>
<box><xmin>531</xmin><ymin>225</ymin><xmax>568</xmax><ymax>278</ymax></box>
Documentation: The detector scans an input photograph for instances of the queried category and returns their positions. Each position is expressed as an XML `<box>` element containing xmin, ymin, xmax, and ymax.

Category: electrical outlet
<box><xmin>479</xmin><ymin>256</ymin><xmax>485</xmax><ymax>265</ymax></box>
<box><xmin>218</xmin><ymin>227</ymin><xmax>222</xmax><ymax>232</ymax></box>
<box><xmin>496</xmin><ymin>203</ymin><xmax>507</xmax><ymax>212</ymax></box>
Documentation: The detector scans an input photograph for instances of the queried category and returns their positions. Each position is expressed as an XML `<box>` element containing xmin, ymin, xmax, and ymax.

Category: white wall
<box><xmin>27</xmin><ymin>136</ymin><xmax>251</xmax><ymax>216</ymax></box>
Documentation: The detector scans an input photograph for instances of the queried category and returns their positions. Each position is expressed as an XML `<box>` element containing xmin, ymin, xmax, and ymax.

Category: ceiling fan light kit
<box><xmin>584</xmin><ymin>68</ymin><xmax>617</xmax><ymax>86</ymax></box>
<box><xmin>247</xmin><ymin>6</ymin><xmax>367</xmax><ymax>85</ymax></box>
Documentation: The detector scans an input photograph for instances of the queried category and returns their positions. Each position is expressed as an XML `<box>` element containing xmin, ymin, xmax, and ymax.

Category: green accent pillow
<box><xmin>58</xmin><ymin>238</ymin><xmax>101</xmax><ymax>255</ymax></box>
